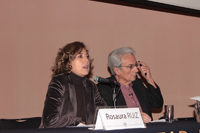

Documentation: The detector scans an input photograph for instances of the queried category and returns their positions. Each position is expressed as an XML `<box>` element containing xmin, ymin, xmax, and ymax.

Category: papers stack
<box><xmin>190</xmin><ymin>96</ymin><xmax>200</xmax><ymax>101</ymax></box>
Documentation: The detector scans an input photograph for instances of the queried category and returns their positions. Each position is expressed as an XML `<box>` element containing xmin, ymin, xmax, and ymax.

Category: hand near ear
<box><xmin>137</xmin><ymin>61</ymin><xmax>157</xmax><ymax>88</ymax></box>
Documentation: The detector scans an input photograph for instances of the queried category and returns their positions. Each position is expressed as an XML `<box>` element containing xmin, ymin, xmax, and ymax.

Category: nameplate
<box><xmin>94</xmin><ymin>107</ymin><xmax>146</xmax><ymax>130</ymax></box>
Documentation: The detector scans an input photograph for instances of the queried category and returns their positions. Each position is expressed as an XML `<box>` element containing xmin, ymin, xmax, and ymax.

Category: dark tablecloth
<box><xmin>0</xmin><ymin>120</ymin><xmax>200</xmax><ymax>133</ymax></box>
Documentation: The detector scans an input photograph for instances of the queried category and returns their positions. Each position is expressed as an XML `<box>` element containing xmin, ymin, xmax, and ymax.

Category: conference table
<box><xmin>0</xmin><ymin>120</ymin><xmax>200</xmax><ymax>133</ymax></box>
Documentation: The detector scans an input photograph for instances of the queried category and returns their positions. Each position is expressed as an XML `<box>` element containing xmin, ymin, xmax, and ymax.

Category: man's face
<box><xmin>115</xmin><ymin>54</ymin><xmax>138</xmax><ymax>85</ymax></box>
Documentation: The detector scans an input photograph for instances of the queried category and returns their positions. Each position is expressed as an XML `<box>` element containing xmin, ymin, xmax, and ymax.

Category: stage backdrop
<box><xmin>1</xmin><ymin>0</ymin><xmax>200</xmax><ymax>120</ymax></box>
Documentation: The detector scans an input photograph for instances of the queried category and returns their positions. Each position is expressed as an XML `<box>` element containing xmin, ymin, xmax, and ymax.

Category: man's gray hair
<box><xmin>108</xmin><ymin>47</ymin><xmax>135</xmax><ymax>75</ymax></box>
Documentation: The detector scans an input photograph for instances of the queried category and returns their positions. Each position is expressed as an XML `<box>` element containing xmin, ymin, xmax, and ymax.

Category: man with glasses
<box><xmin>97</xmin><ymin>47</ymin><xmax>163</xmax><ymax>123</ymax></box>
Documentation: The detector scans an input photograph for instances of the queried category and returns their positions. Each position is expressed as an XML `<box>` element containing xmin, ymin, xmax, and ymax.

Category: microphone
<box><xmin>93</xmin><ymin>76</ymin><xmax>120</xmax><ymax>86</ymax></box>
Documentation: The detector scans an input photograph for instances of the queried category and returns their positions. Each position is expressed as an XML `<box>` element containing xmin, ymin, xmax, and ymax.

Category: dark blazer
<box><xmin>40</xmin><ymin>73</ymin><xmax>106</xmax><ymax>128</ymax></box>
<box><xmin>97</xmin><ymin>75</ymin><xmax>163</xmax><ymax>120</ymax></box>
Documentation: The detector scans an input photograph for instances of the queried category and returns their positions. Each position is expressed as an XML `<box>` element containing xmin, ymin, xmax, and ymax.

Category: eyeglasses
<box><xmin>118</xmin><ymin>62</ymin><xmax>138</xmax><ymax>70</ymax></box>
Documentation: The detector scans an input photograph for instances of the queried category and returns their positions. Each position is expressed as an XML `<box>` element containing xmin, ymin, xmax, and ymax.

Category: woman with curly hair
<box><xmin>40</xmin><ymin>41</ymin><xmax>106</xmax><ymax>128</ymax></box>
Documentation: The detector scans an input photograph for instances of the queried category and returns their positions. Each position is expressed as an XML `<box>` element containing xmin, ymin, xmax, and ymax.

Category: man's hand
<box><xmin>137</xmin><ymin>61</ymin><xmax>157</xmax><ymax>88</ymax></box>
<box><xmin>141</xmin><ymin>112</ymin><xmax>151</xmax><ymax>123</ymax></box>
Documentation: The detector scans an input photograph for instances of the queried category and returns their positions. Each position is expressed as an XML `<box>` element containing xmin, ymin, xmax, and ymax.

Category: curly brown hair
<box><xmin>51</xmin><ymin>41</ymin><xmax>92</xmax><ymax>77</ymax></box>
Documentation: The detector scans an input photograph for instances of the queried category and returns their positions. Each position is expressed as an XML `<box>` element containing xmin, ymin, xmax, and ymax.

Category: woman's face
<box><xmin>71</xmin><ymin>49</ymin><xmax>90</xmax><ymax>77</ymax></box>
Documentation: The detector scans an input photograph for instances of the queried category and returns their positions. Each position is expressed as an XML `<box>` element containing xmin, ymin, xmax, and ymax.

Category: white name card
<box><xmin>94</xmin><ymin>107</ymin><xmax>146</xmax><ymax>130</ymax></box>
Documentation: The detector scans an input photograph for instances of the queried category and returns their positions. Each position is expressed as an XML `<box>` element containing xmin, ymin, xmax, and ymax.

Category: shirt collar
<box><xmin>115</xmin><ymin>75</ymin><xmax>133</xmax><ymax>88</ymax></box>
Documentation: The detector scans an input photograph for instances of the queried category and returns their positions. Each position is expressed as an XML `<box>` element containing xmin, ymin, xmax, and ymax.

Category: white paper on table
<box><xmin>190</xmin><ymin>96</ymin><xmax>200</xmax><ymax>101</ymax></box>
<box><xmin>67</xmin><ymin>123</ymin><xmax>94</xmax><ymax>128</ymax></box>
<box><xmin>150</xmin><ymin>119</ymin><xmax>166</xmax><ymax>123</ymax></box>
<box><xmin>76</xmin><ymin>123</ymin><xmax>94</xmax><ymax>127</ymax></box>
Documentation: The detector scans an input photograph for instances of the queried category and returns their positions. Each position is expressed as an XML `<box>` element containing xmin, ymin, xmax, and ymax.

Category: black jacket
<box><xmin>97</xmin><ymin>75</ymin><xmax>163</xmax><ymax>120</ymax></box>
<box><xmin>40</xmin><ymin>73</ymin><xmax>106</xmax><ymax>128</ymax></box>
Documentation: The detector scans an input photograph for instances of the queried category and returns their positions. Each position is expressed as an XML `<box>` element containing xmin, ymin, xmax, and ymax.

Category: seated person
<box><xmin>40</xmin><ymin>41</ymin><xmax>106</xmax><ymax>128</ymax></box>
<box><xmin>97</xmin><ymin>47</ymin><xmax>163</xmax><ymax>123</ymax></box>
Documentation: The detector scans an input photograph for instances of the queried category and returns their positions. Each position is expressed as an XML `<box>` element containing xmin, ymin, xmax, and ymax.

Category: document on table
<box><xmin>67</xmin><ymin>123</ymin><xmax>94</xmax><ymax>128</ymax></box>
<box><xmin>76</xmin><ymin>123</ymin><xmax>94</xmax><ymax>127</ymax></box>
<box><xmin>150</xmin><ymin>119</ymin><xmax>166</xmax><ymax>123</ymax></box>
<box><xmin>190</xmin><ymin>96</ymin><xmax>200</xmax><ymax>101</ymax></box>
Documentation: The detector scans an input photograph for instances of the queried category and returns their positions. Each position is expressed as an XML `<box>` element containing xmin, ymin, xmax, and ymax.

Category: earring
<box><xmin>67</xmin><ymin>64</ymin><xmax>72</xmax><ymax>73</ymax></box>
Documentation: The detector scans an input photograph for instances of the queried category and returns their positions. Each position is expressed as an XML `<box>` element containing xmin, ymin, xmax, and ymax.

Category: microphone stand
<box><xmin>113</xmin><ymin>85</ymin><xmax>117</xmax><ymax>108</ymax></box>
<box><xmin>111</xmin><ymin>83</ymin><xmax>120</xmax><ymax>108</ymax></box>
